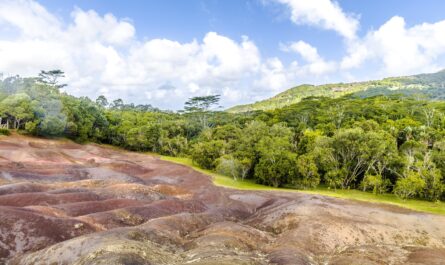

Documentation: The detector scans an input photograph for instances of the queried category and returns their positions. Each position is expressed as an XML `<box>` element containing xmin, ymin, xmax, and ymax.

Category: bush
<box><xmin>254</xmin><ymin>152</ymin><xmax>296</xmax><ymax>188</ymax></box>
<box><xmin>394</xmin><ymin>173</ymin><xmax>426</xmax><ymax>200</ymax></box>
<box><xmin>0</xmin><ymin>128</ymin><xmax>10</xmax><ymax>135</ymax></box>
<box><xmin>216</xmin><ymin>155</ymin><xmax>243</xmax><ymax>180</ymax></box>
<box><xmin>361</xmin><ymin>174</ymin><xmax>390</xmax><ymax>194</ymax></box>
<box><xmin>293</xmin><ymin>154</ymin><xmax>320</xmax><ymax>189</ymax></box>
<box><xmin>324</xmin><ymin>169</ymin><xmax>346</xmax><ymax>190</ymax></box>
<box><xmin>191</xmin><ymin>140</ymin><xmax>226</xmax><ymax>169</ymax></box>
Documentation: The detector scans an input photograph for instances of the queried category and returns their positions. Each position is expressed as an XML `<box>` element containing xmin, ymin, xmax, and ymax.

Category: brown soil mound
<box><xmin>1</xmin><ymin>134</ymin><xmax>444</xmax><ymax>265</ymax></box>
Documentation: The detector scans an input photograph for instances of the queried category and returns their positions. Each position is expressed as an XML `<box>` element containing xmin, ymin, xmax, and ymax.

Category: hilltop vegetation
<box><xmin>1</xmin><ymin>71</ymin><xmax>445</xmax><ymax>202</ymax></box>
<box><xmin>228</xmin><ymin>69</ymin><xmax>445</xmax><ymax>112</ymax></box>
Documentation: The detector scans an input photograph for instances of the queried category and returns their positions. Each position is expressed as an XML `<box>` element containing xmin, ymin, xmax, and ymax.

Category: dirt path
<box><xmin>1</xmin><ymin>134</ymin><xmax>444</xmax><ymax>265</ymax></box>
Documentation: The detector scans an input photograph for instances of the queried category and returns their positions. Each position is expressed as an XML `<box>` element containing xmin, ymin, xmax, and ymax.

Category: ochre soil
<box><xmin>0</xmin><ymin>134</ymin><xmax>444</xmax><ymax>265</ymax></box>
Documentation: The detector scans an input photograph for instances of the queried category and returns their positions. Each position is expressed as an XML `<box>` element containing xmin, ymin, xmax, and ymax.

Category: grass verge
<box><xmin>161</xmin><ymin>155</ymin><xmax>445</xmax><ymax>215</ymax></box>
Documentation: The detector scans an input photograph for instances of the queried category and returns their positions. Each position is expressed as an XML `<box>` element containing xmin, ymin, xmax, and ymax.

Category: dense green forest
<box><xmin>228</xmin><ymin>69</ymin><xmax>445</xmax><ymax>112</ymax></box>
<box><xmin>1</xmin><ymin>71</ymin><xmax>445</xmax><ymax>201</ymax></box>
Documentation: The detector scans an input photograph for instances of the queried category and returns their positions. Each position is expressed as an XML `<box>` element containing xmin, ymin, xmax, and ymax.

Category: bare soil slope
<box><xmin>0</xmin><ymin>134</ymin><xmax>444</xmax><ymax>265</ymax></box>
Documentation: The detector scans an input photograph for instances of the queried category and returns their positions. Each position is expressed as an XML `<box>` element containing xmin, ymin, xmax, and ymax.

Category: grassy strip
<box><xmin>161</xmin><ymin>155</ymin><xmax>445</xmax><ymax>215</ymax></box>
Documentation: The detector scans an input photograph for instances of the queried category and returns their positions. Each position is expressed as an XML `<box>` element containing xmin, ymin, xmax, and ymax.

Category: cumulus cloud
<box><xmin>342</xmin><ymin>16</ymin><xmax>445</xmax><ymax>76</ymax></box>
<box><xmin>282</xmin><ymin>41</ymin><xmax>336</xmax><ymax>75</ymax></box>
<box><xmin>275</xmin><ymin>0</ymin><xmax>359</xmax><ymax>39</ymax></box>
<box><xmin>0</xmin><ymin>0</ymin><xmax>263</xmax><ymax>109</ymax></box>
<box><xmin>3</xmin><ymin>0</ymin><xmax>445</xmax><ymax>109</ymax></box>
<box><xmin>255</xmin><ymin>57</ymin><xmax>290</xmax><ymax>92</ymax></box>
<box><xmin>275</xmin><ymin>0</ymin><xmax>445</xmax><ymax>80</ymax></box>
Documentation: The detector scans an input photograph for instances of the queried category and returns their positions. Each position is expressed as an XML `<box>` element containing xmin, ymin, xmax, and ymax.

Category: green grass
<box><xmin>160</xmin><ymin>155</ymin><xmax>445</xmax><ymax>215</ymax></box>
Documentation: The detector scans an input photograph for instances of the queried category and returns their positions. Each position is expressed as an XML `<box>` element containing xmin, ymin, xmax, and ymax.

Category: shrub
<box><xmin>0</xmin><ymin>128</ymin><xmax>10</xmax><ymax>136</ymax></box>
<box><xmin>293</xmin><ymin>154</ymin><xmax>320</xmax><ymax>189</ymax></box>
<box><xmin>191</xmin><ymin>140</ymin><xmax>226</xmax><ymax>169</ymax></box>
<box><xmin>394</xmin><ymin>173</ymin><xmax>426</xmax><ymax>200</ymax></box>
<box><xmin>361</xmin><ymin>174</ymin><xmax>390</xmax><ymax>194</ymax></box>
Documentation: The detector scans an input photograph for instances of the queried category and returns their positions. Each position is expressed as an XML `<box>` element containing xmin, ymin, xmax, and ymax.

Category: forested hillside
<box><xmin>1</xmin><ymin>72</ymin><xmax>445</xmax><ymax>202</ymax></box>
<box><xmin>228</xmin><ymin>69</ymin><xmax>445</xmax><ymax>112</ymax></box>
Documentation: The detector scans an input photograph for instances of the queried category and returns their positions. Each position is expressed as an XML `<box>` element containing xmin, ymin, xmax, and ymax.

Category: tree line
<box><xmin>1</xmin><ymin>72</ymin><xmax>444</xmax><ymax>201</ymax></box>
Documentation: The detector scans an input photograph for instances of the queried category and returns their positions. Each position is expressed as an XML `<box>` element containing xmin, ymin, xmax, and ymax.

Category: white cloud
<box><xmin>287</xmin><ymin>41</ymin><xmax>321</xmax><ymax>62</ymax></box>
<box><xmin>69</xmin><ymin>8</ymin><xmax>135</xmax><ymax>45</ymax></box>
<box><xmin>342</xmin><ymin>16</ymin><xmax>445</xmax><ymax>76</ymax></box>
<box><xmin>283</xmin><ymin>41</ymin><xmax>336</xmax><ymax>75</ymax></box>
<box><xmin>4</xmin><ymin>0</ymin><xmax>445</xmax><ymax>110</ymax></box>
<box><xmin>255</xmin><ymin>57</ymin><xmax>290</xmax><ymax>92</ymax></box>
<box><xmin>0</xmin><ymin>0</ymin><xmax>60</xmax><ymax>38</ymax></box>
<box><xmin>0</xmin><ymin>0</ymin><xmax>263</xmax><ymax>109</ymax></box>
<box><xmin>275</xmin><ymin>0</ymin><xmax>359</xmax><ymax>39</ymax></box>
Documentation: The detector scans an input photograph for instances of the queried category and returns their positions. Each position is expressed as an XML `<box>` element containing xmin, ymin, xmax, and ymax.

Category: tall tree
<box><xmin>38</xmin><ymin>70</ymin><xmax>67</xmax><ymax>89</ymax></box>
<box><xmin>96</xmin><ymin>95</ymin><xmax>109</xmax><ymax>108</ymax></box>
<box><xmin>184</xmin><ymin>95</ymin><xmax>221</xmax><ymax>128</ymax></box>
<box><xmin>184</xmin><ymin>95</ymin><xmax>221</xmax><ymax>113</ymax></box>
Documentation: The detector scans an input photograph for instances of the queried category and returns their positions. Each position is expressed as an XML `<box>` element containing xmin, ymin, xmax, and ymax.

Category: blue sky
<box><xmin>1</xmin><ymin>0</ymin><xmax>445</xmax><ymax>109</ymax></box>
<box><xmin>37</xmin><ymin>0</ymin><xmax>445</xmax><ymax>61</ymax></box>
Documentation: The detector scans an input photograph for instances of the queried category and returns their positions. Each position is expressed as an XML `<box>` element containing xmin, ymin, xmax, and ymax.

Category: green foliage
<box><xmin>0</xmin><ymin>93</ymin><xmax>34</xmax><ymax>129</ymax></box>
<box><xmin>184</xmin><ymin>95</ymin><xmax>220</xmax><ymax>113</ymax></box>
<box><xmin>162</xmin><ymin>155</ymin><xmax>445</xmax><ymax>216</ymax></box>
<box><xmin>2</xmin><ymin>72</ymin><xmax>445</xmax><ymax>202</ymax></box>
<box><xmin>38</xmin><ymin>115</ymin><xmax>66</xmax><ymax>136</ymax></box>
<box><xmin>361</xmin><ymin>174</ymin><xmax>390</xmax><ymax>194</ymax></box>
<box><xmin>183</xmin><ymin>95</ymin><xmax>221</xmax><ymax>128</ymax></box>
<box><xmin>228</xmin><ymin>69</ymin><xmax>445</xmax><ymax>112</ymax></box>
<box><xmin>191</xmin><ymin>140</ymin><xmax>226</xmax><ymax>169</ymax></box>
<box><xmin>38</xmin><ymin>69</ymin><xmax>67</xmax><ymax>88</ymax></box>
<box><xmin>216</xmin><ymin>155</ymin><xmax>246</xmax><ymax>181</ymax></box>
<box><xmin>324</xmin><ymin>169</ymin><xmax>346</xmax><ymax>190</ymax></box>
<box><xmin>0</xmin><ymin>128</ymin><xmax>10</xmax><ymax>135</ymax></box>
<box><xmin>394</xmin><ymin>173</ymin><xmax>426</xmax><ymax>200</ymax></box>
<box><xmin>293</xmin><ymin>154</ymin><xmax>320</xmax><ymax>189</ymax></box>
<box><xmin>254</xmin><ymin>150</ymin><xmax>296</xmax><ymax>188</ymax></box>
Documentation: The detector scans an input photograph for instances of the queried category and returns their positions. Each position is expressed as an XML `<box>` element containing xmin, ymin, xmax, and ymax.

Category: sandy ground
<box><xmin>0</xmin><ymin>134</ymin><xmax>444</xmax><ymax>265</ymax></box>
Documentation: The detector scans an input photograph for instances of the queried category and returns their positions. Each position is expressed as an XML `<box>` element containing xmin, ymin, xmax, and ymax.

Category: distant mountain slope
<box><xmin>228</xmin><ymin>70</ymin><xmax>445</xmax><ymax>112</ymax></box>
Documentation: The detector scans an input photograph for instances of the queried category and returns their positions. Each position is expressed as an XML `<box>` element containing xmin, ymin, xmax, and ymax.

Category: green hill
<box><xmin>228</xmin><ymin>69</ymin><xmax>445</xmax><ymax>112</ymax></box>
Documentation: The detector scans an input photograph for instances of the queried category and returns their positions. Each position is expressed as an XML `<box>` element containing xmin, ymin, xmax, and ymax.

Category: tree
<box><xmin>324</xmin><ymin>169</ymin><xmax>346</xmax><ymax>191</ymax></box>
<box><xmin>394</xmin><ymin>172</ymin><xmax>426</xmax><ymax>200</ymax></box>
<box><xmin>111</xmin><ymin>99</ymin><xmax>124</xmax><ymax>110</ymax></box>
<box><xmin>191</xmin><ymin>140</ymin><xmax>226</xmax><ymax>169</ymax></box>
<box><xmin>0</xmin><ymin>93</ymin><xmax>34</xmax><ymax>129</ymax></box>
<box><xmin>254</xmin><ymin>135</ymin><xmax>295</xmax><ymax>187</ymax></box>
<box><xmin>293</xmin><ymin>154</ymin><xmax>320</xmax><ymax>189</ymax></box>
<box><xmin>361</xmin><ymin>174</ymin><xmax>390</xmax><ymax>194</ymax></box>
<box><xmin>400</xmin><ymin>140</ymin><xmax>426</xmax><ymax>167</ymax></box>
<box><xmin>328</xmin><ymin>128</ymin><xmax>397</xmax><ymax>189</ymax></box>
<box><xmin>38</xmin><ymin>70</ymin><xmax>67</xmax><ymax>88</ymax></box>
<box><xmin>160</xmin><ymin>135</ymin><xmax>187</xmax><ymax>157</ymax></box>
<box><xmin>417</xmin><ymin>152</ymin><xmax>443</xmax><ymax>201</ymax></box>
<box><xmin>184</xmin><ymin>95</ymin><xmax>221</xmax><ymax>113</ymax></box>
<box><xmin>297</xmin><ymin>129</ymin><xmax>323</xmax><ymax>154</ymax></box>
<box><xmin>184</xmin><ymin>95</ymin><xmax>220</xmax><ymax>127</ymax></box>
<box><xmin>432</xmin><ymin>140</ymin><xmax>445</xmax><ymax>176</ymax></box>
<box><xmin>96</xmin><ymin>95</ymin><xmax>109</xmax><ymax>108</ymax></box>
<box><xmin>38</xmin><ymin>115</ymin><xmax>66</xmax><ymax>136</ymax></box>
<box><xmin>216</xmin><ymin>155</ymin><xmax>243</xmax><ymax>181</ymax></box>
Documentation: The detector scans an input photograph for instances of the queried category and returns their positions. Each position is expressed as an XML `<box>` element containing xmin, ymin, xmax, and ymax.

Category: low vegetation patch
<box><xmin>0</xmin><ymin>128</ymin><xmax>10</xmax><ymax>135</ymax></box>
<box><xmin>161</xmin><ymin>156</ymin><xmax>445</xmax><ymax>215</ymax></box>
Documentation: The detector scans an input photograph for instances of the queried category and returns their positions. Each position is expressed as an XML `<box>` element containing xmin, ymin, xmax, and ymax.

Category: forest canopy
<box><xmin>1</xmin><ymin>72</ymin><xmax>445</xmax><ymax>201</ymax></box>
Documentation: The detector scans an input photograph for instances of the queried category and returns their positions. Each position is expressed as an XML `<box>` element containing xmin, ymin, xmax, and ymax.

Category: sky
<box><xmin>1</xmin><ymin>0</ymin><xmax>445</xmax><ymax>109</ymax></box>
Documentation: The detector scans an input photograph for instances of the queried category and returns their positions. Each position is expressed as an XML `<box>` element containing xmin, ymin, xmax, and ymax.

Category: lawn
<box><xmin>161</xmin><ymin>155</ymin><xmax>445</xmax><ymax>215</ymax></box>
